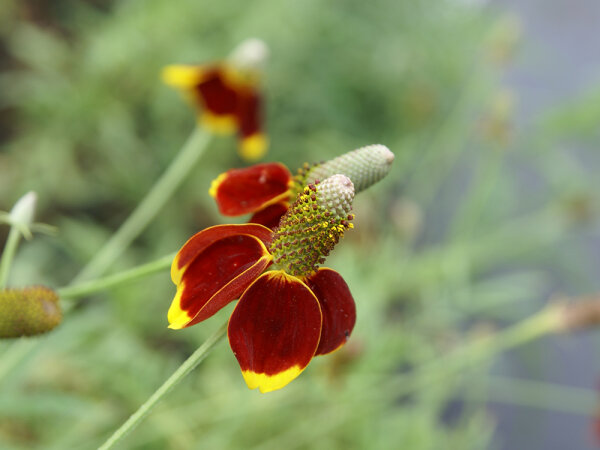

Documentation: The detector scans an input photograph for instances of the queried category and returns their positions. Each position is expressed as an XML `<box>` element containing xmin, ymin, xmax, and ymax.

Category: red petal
<box><xmin>228</xmin><ymin>271</ymin><xmax>322</xmax><ymax>393</ymax></box>
<box><xmin>174</xmin><ymin>224</ymin><xmax>272</xmax><ymax>274</ymax></box>
<box><xmin>249</xmin><ymin>202</ymin><xmax>289</xmax><ymax>229</ymax></box>
<box><xmin>210</xmin><ymin>163</ymin><xmax>292</xmax><ymax>216</ymax></box>
<box><xmin>237</xmin><ymin>90</ymin><xmax>261</xmax><ymax>139</ymax></box>
<box><xmin>304</xmin><ymin>268</ymin><xmax>356</xmax><ymax>355</ymax></box>
<box><xmin>169</xmin><ymin>225</ymin><xmax>273</xmax><ymax>329</ymax></box>
<box><xmin>196</xmin><ymin>66</ymin><xmax>239</xmax><ymax>116</ymax></box>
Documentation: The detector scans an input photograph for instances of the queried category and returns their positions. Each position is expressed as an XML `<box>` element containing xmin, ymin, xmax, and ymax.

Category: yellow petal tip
<box><xmin>242</xmin><ymin>366</ymin><xmax>302</xmax><ymax>393</ymax></box>
<box><xmin>167</xmin><ymin>288</ymin><xmax>193</xmax><ymax>330</ymax></box>
<box><xmin>239</xmin><ymin>134</ymin><xmax>268</xmax><ymax>161</ymax></box>
<box><xmin>209</xmin><ymin>172</ymin><xmax>228</xmax><ymax>198</ymax></box>
<box><xmin>161</xmin><ymin>65</ymin><xmax>203</xmax><ymax>88</ymax></box>
<box><xmin>200</xmin><ymin>113</ymin><xmax>237</xmax><ymax>135</ymax></box>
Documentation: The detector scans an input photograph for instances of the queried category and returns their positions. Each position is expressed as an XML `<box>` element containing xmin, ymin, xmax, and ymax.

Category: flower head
<box><xmin>0</xmin><ymin>286</ymin><xmax>62</xmax><ymax>338</ymax></box>
<box><xmin>209</xmin><ymin>144</ymin><xmax>394</xmax><ymax>228</ymax></box>
<box><xmin>168</xmin><ymin>175</ymin><xmax>357</xmax><ymax>393</ymax></box>
<box><xmin>162</xmin><ymin>39</ymin><xmax>269</xmax><ymax>161</ymax></box>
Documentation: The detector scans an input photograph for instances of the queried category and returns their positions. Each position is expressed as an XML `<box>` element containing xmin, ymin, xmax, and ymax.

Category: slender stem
<box><xmin>0</xmin><ymin>128</ymin><xmax>210</xmax><ymax>386</ymax></box>
<box><xmin>486</xmin><ymin>375</ymin><xmax>596</xmax><ymax>415</ymax></box>
<box><xmin>58</xmin><ymin>252</ymin><xmax>175</xmax><ymax>300</ymax></box>
<box><xmin>390</xmin><ymin>305</ymin><xmax>563</xmax><ymax>396</ymax></box>
<box><xmin>73</xmin><ymin>127</ymin><xmax>211</xmax><ymax>284</ymax></box>
<box><xmin>0</xmin><ymin>227</ymin><xmax>22</xmax><ymax>289</ymax></box>
<box><xmin>98</xmin><ymin>321</ymin><xmax>228</xmax><ymax>450</ymax></box>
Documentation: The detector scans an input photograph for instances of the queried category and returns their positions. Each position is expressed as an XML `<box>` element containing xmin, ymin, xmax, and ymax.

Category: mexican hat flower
<box><xmin>162</xmin><ymin>39</ymin><xmax>269</xmax><ymax>161</ymax></box>
<box><xmin>209</xmin><ymin>144</ymin><xmax>395</xmax><ymax>228</ymax></box>
<box><xmin>168</xmin><ymin>174</ymin><xmax>360</xmax><ymax>393</ymax></box>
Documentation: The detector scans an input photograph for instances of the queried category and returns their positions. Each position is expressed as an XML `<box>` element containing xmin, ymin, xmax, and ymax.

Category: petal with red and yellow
<box><xmin>304</xmin><ymin>268</ymin><xmax>356</xmax><ymax>355</ymax></box>
<box><xmin>168</xmin><ymin>224</ymin><xmax>273</xmax><ymax>329</ymax></box>
<box><xmin>228</xmin><ymin>271</ymin><xmax>322</xmax><ymax>393</ymax></box>
<box><xmin>162</xmin><ymin>64</ymin><xmax>240</xmax><ymax>135</ymax></box>
<box><xmin>209</xmin><ymin>163</ymin><xmax>292</xmax><ymax>216</ymax></box>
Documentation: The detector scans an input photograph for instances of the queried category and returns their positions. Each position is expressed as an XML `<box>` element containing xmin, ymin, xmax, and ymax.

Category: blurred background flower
<box><xmin>1</xmin><ymin>0</ymin><xmax>599</xmax><ymax>449</ymax></box>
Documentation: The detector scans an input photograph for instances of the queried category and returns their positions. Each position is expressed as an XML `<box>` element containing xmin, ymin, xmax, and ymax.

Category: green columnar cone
<box><xmin>297</xmin><ymin>144</ymin><xmax>394</xmax><ymax>193</ymax></box>
<box><xmin>0</xmin><ymin>286</ymin><xmax>62</xmax><ymax>338</ymax></box>
<box><xmin>270</xmin><ymin>174</ymin><xmax>354</xmax><ymax>277</ymax></box>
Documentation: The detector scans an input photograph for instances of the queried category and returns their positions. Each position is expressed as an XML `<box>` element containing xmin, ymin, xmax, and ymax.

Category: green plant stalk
<box><xmin>58</xmin><ymin>252</ymin><xmax>175</xmax><ymax>300</ymax></box>
<box><xmin>73</xmin><ymin>127</ymin><xmax>211</xmax><ymax>284</ymax></box>
<box><xmin>388</xmin><ymin>305</ymin><xmax>564</xmax><ymax>397</ymax></box>
<box><xmin>98</xmin><ymin>320</ymin><xmax>228</xmax><ymax>450</ymax></box>
<box><xmin>0</xmin><ymin>128</ymin><xmax>209</xmax><ymax>385</ymax></box>
<box><xmin>0</xmin><ymin>226</ymin><xmax>22</xmax><ymax>289</ymax></box>
<box><xmin>486</xmin><ymin>375</ymin><xmax>596</xmax><ymax>415</ymax></box>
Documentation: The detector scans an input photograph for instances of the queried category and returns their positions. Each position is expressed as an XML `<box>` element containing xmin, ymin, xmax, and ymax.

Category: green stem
<box><xmin>486</xmin><ymin>375</ymin><xmax>596</xmax><ymax>415</ymax></box>
<box><xmin>0</xmin><ymin>227</ymin><xmax>22</xmax><ymax>289</ymax></box>
<box><xmin>363</xmin><ymin>305</ymin><xmax>564</xmax><ymax>406</ymax></box>
<box><xmin>58</xmin><ymin>252</ymin><xmax>175</xmax><ymax>300</ymax></box>
<box><xmin>98</xmin><ymin>321</ymin><xmax>228</xmax><ymax>450</ymax></box>
<box><xmin>73</xmin><ymin>127</ymin><xmax>211</xmax><ymax>284</ymax></box>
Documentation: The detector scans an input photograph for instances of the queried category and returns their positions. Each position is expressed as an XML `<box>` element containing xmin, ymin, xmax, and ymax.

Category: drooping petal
<box><xmin>236</xmin><ymin>91</ymin><xmax>268</xmax><ymax>161</ymax></box>
<box><xmin>168</xmin><ymin>224</ymin><xmax>273</xmax><ymax>329</ymax></box>
<box><xmin>228</xmin><ymin>271</ymin><xmax>322</xmax><ymax>393</ymax></box>
<box><xmin>209</xmin><ymin>163</ymin><xmax>292</xmax><ymax>216</ymax></box>
<box><xmin>249</xmin><ymin>201</ymin><xmax>289</xmax><ymax>229</ymax></box>
<box><xmin>304</xmin><ymin>268</ymin><xmax>356</xmax><ymax>355</ymax></box>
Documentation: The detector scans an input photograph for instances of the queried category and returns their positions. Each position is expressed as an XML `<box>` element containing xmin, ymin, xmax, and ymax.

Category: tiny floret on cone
<box><xmin>0</xmin><ymin>286</ymin><xmax>62</xmax><ymax>338</ymax></box>
<box><xmin>270</xmin><ymin>175</ymin><xmax>354</xmax><ymax>277</ymax></box>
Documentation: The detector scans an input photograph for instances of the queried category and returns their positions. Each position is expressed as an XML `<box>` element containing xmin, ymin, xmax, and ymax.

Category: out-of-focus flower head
<box><xmin>162</xmin><ymin>38</ymin><xmax>269</xmax><ymax>161</ymax></box>
<box><xmin>209</xmin><ymin>144</ymin><xmax>395</xmax><ymax>228</ymax></box>
<box><xmin>0</xmin><ymin>286</ymin><xmax>62</xmax><ymax>338</ymax></box>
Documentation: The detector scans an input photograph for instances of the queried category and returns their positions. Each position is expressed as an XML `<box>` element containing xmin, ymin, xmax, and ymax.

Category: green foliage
<box><xmin>1</xmin><ymin>0</ymin><xmax>599</xmax><ymax>449</ymax></box>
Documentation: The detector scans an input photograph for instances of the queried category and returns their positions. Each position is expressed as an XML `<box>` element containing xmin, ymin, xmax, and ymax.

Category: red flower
<box><xmin>209</xmin><ymin>144</ymin><xmax>395</xmax><ymax>228</ymax></box>
<box><xmin>168</xmin><ymin>176</ymin><xmax>356</xmax><ymax>393</ymax></box>
<box><xmin>162</xmin><ymin>41</ymin><xmax>269</xmax><ymax>161</ymax></box>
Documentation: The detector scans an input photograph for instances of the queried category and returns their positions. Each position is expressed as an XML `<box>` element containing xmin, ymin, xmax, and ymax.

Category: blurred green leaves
<box><xmin>1</xmin><ymin>0</ymin><xmax>599</xmax><ymax>449</ymax></box>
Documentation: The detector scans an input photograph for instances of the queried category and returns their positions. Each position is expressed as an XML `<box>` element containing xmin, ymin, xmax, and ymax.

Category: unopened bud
<box><xmin>0</xmin><ymin>286</ymin><xmax>62</xmax><ymax>338</ymax></box>
<box><xmin>9</xmin><ymin>192</ymin><xmax>37</xmax><ymax>239</ymax></box>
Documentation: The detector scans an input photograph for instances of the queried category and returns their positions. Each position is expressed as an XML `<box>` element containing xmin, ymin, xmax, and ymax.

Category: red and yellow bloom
<box><xmin>162</xmin><ymin>39</ymin><xmax>269</xmax><ymax>161</ymax></box>
<box><xmin>168</xmin><ymin>175</ymin><xmax>356</xmax><ymax>393</ymax></box>
<box><xmin>209</xmin><ymin>144</ymin><xmax>395</xmax><ymax>228</ymax></box>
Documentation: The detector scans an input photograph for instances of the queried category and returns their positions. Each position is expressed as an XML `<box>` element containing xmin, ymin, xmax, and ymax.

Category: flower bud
<box><xmin>0</xmin><ymin>286</ymin><xmax>62</xmax><ymax>338</ymax></box>
<box><xmin>8</xmin><ymin>191</ymin><xmax>37</xmax><ymax>239</ymax></box>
